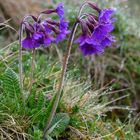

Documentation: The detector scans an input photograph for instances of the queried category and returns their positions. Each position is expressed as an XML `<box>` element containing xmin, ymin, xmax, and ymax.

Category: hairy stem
<box><xmin>19</xmin><ymin>15</ymin><xmax>37</xmax><ymax>99</ymax></box>
<box><xmin>29</xmin><ymin>48</ymin><xmax>36</xmax><ymax>94</ymax></box>
<box><xmin>43</xmin><ymin>21</ymin><xmax>79</xmax><ymax>138</ymax></box>
<box><xmin>19</xmin><ymin>23</ymin><xmax>24</xmax><ymax>99</ymax></box>
<box><xmin>43</xmin><ymin>2</ymin><xmax>88</xmax><ymax>138</ymax></box>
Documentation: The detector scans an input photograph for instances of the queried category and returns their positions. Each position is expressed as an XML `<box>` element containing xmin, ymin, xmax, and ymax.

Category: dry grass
<box><xmin>60</xmin><ymin>79</ymin><xmax>136</xmax><ymax>139</ymax></box>
<box><xmin>62</xmin><ymin>79</ymin><xmax>134</xmax><ymax>115</ymax></box>
<box><xmin>0</xmin><ymin>112</ymin><xmax>30</xmax><ymax>140</ymax></box>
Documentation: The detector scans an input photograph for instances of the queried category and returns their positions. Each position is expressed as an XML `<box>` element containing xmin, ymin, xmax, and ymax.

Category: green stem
<box><xmin>29</xmin><ymin>48</ymin><xmax>36</xmax><ymax>94</ymax></box>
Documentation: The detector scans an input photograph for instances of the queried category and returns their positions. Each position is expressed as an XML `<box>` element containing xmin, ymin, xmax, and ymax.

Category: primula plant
<box><xmin>19</xmin><ymin>1</ymin><xmax>115</xmax><ymax>138</ymax></box>
<box><xmin>19</xmin><ymin>3</ymin><xmax>69</xmax><ymax>94</ymax></box>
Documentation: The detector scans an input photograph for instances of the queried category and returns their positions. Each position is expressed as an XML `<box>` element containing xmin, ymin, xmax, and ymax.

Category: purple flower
<box><xmin>79</xmin><ymin>42</ymin><xmax>103</xmax><ymax>56</ymax></box>
<box><xmin>56</xmin><ymin>18</ymin><xmax>70</xmax><ymax>42</ymax></box>
<box><xmin>32</xmin><ymin>32</ymin><xmax>45</xmax><ymax>47</ymax></box>
<box><xmin>41</xmin><ymin>20</ymin><xmax>52</xmax><ymax>33</ymax></box>
<box><xmin>44</xmin><ymin>24</ymin><xmax>52</xmax><ymax>33</ymax></box>
<box><xmin>56</xmin><ymin>3</ymin><xmax>64</xmax><ymax>18</ymax></box>
<box><xmin>44</xmin><ymin>35</ymin><xmax>55</xmax><ymax>45</ymax></box>
<box><xmin>59</xmin><ymin>18</ymin><xmax>69</xmax><ymax>30</ymax></box>
<box><xmin>75</xmin><ymin>35</ymin><xmax>88</xmax><ymax>45</ymax></box>
<box><xmin>75</xmin><ymin>34</ymin><xmax>103</xmax><ymax>56</ymax></box>
<box><xmin>75</xmin><ymin>6</ymin><xmax>115</xmax><ymax>56</ymax></box>
<box><xmin>99</xmin><ymin>8</ymin><xmax>114</xmax><ymax>23</ymax></box>
<box><xmin>88</xmin><ymin>9</ymin><xmax>115</xmax><ymax>48</ymax></box>
<box><xmin>21</xmin><ymin>2</ymin><xmax>69</xmax><ymax>49</ymax></box>
<box><xmin>88</xmin><ymin>24</ymin><xmax>115</xmax><ymax>50</ymax></box>
<box><xmin>32</xmin><ymin>31</ymin><xmax>55</xmax><ymax>47</ymax></box>
<box><xmin>91</xmin><ymin>23</ymin><xmax>114</xmax><ymax>42</ymax></box>
<box><xmin>32</xmin><ymin>32</ymin><xmax>44</xmax><ymax>40</ymax></box>
<box><xmin>22</xmin><ymin>36</ymin><xmax>34</xmax><ymax>49</ymax></box>
<box><xmin>101</xmin><ymin>35</ymin><xmax>116</xmax><ymax>48</ymax></box>
<box><xmin>56</xmin><ymin>30</ymin><xmax>70</xmax><ymax>43</ymax></box>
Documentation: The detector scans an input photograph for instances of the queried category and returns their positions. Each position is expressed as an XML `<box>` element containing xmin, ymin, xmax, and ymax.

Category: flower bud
<box><xmin>42</xmin><ymin>9</ymin><xmax>56</xmax><ymax>14</ymax></box>
<box><xmin>88</xmin><ymin>2</ymin><xmax>101</xmax><ymax>12</ymax></box>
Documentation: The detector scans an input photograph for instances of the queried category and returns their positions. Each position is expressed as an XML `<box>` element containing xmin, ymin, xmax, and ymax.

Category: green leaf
<box><xmin>48</xmin><ymin>113</ymin><xmax>70</xmax><ymax>138</ymax></box>
<box><xmin>0</xmin><ymin>68</ymin><xmax>20</xmax><ymax>99</ymax></box>
<box><xmin>46</xmin><ymin>135</ymin><xmax>54</xmax><ymax>140</ymax></box>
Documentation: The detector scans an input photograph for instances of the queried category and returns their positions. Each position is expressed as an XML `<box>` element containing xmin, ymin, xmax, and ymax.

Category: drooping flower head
<box><xmin>21</xmin><ymin>2</ymin><xmax>69</xmax><ymax>49</ymax></box>
<box><xmin>75</xmin><ymin>19</ymin><xmax>103</xmax><ymax>56</ymax></box>
<box><xmin>75</xmin><ymin>2</ymin><xmax>116</xmax><ymax>56</ymax></box>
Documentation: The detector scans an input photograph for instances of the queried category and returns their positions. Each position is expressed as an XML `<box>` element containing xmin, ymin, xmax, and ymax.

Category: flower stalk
<box><xmin>19</xmin><ymin>15</ymin><xmax>37</xmax><ymax>99</ymax></box>
<box><xmin>19</xmin><ymin>23</ymin><xmax>24</xmax><ymax>100</ymax></box>
<box><xmin>43</xmin><ymin>20</ymin><xmax>79</xmax><ymax>138</ymax></box>
<box><xmin>42</xmin><ymin>2</ymin><xmax>88</xmax><ymax>138</ymax></box>
<box><xmin>29</xmin><ymin>48</ymin><xmax>36</xmax><ymax>93</ymax></box>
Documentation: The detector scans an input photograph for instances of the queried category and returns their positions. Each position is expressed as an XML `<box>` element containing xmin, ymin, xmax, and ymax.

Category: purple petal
<box><xmin>31</xmin><ymin>32</ymin><xmax>45</xmax><ymax>47</ymax></box>
<box><xmin>56</xmin><ymin>2</ymin><xmax>64</xmax><ymax>18</ymax></box>
<box><xmin>99</xmin><ymin>8</ymin><xmax>114</xmax><ymax>23</ymax></box>
<box><xmin>56</xmin><ymin>32</ymin><xmax>65</xmax><ymax>42</ymax></box>
<box><xmin>32</xmin><ymin>32</ymin><xmax>44</xmax><ymax>40</ymax></box>
<box><xmin>56</xmin><ymin>30</ymin><xmax>70</xmax><ymax>43</ymax></box>
<box><xmin>59</xmin><ymin>18</ymin><xmax>69</xmax><ymax>30</ymax></box>
<box><xmin>101</xmin><ymin>35</ymin><xmax>116</xmax><ymax>48</ymax></box>
<box><xmin>75</xmin><ymin>35</ymin><xmax>87</xmax><ymax>44</ymax></box>
<box><xmin>41</xmin><ymin>19</ymin><xmax>53</xmax><ymax>33</ymax></box>
<box><xmin>44</xmin><ymin>36</ymin><xmax>55</xmax><ymax>45</ymax></box>
<box><xmin>22</xmin><ymin>37</ymin><xmax>34</xmax><ymax>49</ymax></box>
<box><xmin>75</xmin><ymin>34</ymin><xmax>94</xmax><ymax>46</ymax></box>
<box><xmin>91</xmin><ymin>23</ymin><xmax>114</xmax><ymax>42</ymax></box>
<box><xmin>75</xmin><ymin>34</ymin><xmax>103</xmax><ymax>56</ymax></box>
<box><xmin>79</xmin><ymin>42</ymin><xmax>103</xmax><ymax>56</ymax></box>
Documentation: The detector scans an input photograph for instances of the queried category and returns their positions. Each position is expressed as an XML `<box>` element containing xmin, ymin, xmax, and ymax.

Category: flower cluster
<box><xmin>75</xmin><ymin>3</ymin><xmax>116</xmax><ymax>56</ymax></box>
<box><xmin>22</xmin><ymin>3</ymin><xmax>69</xmax><ymax>49</ymax></box>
